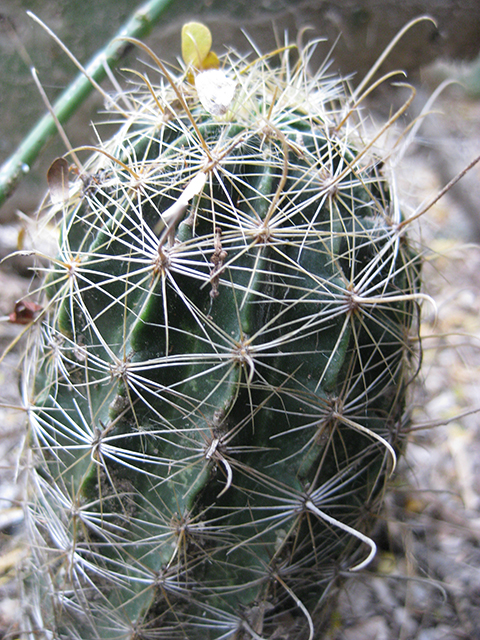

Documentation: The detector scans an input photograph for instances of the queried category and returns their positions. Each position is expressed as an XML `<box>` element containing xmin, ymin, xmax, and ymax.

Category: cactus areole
<box><xmin>24</xmin><ymin>23</ymin><xmax>420</xmax><ymax>640</ymax></box>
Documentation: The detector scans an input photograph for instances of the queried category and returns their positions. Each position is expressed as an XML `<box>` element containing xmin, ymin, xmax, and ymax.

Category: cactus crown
<box><xmin>22</xmin><ymin>22</ymin><xmax>421</xmax><ymax>640</ymax></box>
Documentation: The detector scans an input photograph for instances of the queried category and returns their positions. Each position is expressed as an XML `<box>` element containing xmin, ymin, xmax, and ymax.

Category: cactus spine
<box><xmin>21</xmin><ymin>23</ymin><xmax>421</xmax><ymax>640</ymax></box>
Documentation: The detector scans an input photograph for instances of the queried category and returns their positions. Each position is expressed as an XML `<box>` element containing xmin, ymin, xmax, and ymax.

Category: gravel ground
<box><xmin>328</xmin><ymin>77</ymin><xmax>480</xmax><ymax>639</ymax></box>
<box><xmin>0</xmin><ymin>61</ymin><xmax>479</xmax><ymax>639</ymax></box>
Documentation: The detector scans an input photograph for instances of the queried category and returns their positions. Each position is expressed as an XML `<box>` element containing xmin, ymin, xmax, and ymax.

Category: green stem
<box><xmin>0</xmin><ymin>0</ymin><xmax>176</xmax><ymax>210</ymax></box>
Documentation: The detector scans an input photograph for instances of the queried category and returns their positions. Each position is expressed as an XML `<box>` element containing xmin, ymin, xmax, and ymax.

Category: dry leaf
<box><xmin>47</xmin><ymin>156</ymin><xmax>70</xmax><ymax>204</ymax></box>
<box><xmin>8</xmin><ymin>300</ymin><xmax>43</xmax><ymax>324</ymax></box>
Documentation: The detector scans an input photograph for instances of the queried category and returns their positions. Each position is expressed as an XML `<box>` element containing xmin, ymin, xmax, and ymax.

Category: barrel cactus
<box><xmin>21</xmin><ymin>22</ymin><xmax>421</xmax><ymax>640</ymax></box>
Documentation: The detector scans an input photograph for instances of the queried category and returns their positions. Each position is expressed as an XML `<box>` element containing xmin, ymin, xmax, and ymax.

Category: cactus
<box><xmin>21</xmin><ymin>22</ymin><xmax>421</xmax><ymax>640</ymax></box>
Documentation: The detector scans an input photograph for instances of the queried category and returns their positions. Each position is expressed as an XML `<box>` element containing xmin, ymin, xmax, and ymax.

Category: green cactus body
<box><xmin>23</xmin><ymin>29</ymin><xmax>420</xmax><ymax>640</ymax></box>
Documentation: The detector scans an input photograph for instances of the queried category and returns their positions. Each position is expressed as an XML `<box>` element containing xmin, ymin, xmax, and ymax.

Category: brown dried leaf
<box><xmin>47</xmin><ymin>156</ymin><xmax>70</xmax><ymax>204</ymax></box>
<box><xmin>8</xmin><ymin>300</ymin><xmax>43</xmax><ymax>324</ymax></box>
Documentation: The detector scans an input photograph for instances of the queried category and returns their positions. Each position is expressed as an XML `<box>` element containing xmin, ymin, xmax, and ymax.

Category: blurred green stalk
<box><xmin>0</xmin><ymin>0</ymin><xmax>176</xmax><ymax>211</ymax></box>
